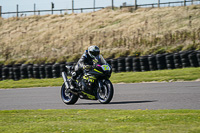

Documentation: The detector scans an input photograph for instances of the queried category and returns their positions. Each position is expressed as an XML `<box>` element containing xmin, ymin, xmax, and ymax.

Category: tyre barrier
<box><xmin>125</xmin><ymin>56</ymin><xmax>133</xmax><ymax>72</ymax></box>
<box><xmin>165</xmin><ymin>54</ymin><xmax>175</xmax><ymax>69</ymax></box>
<box><xmin>9</xmin><ymin>67</ymin><xmax>14</xmax><ymax>80</ymax></box>
<box><xmin>111</xmin><ymin>59</ymin><xmax>118</xmax><ymax>73</ymax></box>
<box><xmin>118</xmin><ymin>58</ymin><xmax>126</xmax><ymax>72</ymax></box>
<box><xmin>1</xmin><ymin>50</ymin><xmax>200</xmax><ymax>81</ymax></box>
<box><xmin>2</xmin><ymin>66</ymin><xmax>9</xmax><ymax>80</ymax></box>
<box><xmin>52</xmin><ymin>63</ymin><xmax>60</xmax><ymax>78</ymax></box>
<box><xmin>13</xmin><ymin>65</ymin><xmax>21</xmax><ymax>80</ymax></box>
<box><xmin>180</xmin><ymin>51</ymin><xmax>192</xmax><ymax>68</ymax></box>
<box><xmin>197</xmin><ymin>52</ymin><xmax>200</xmax><ymax>66</ymax></box>
<box><xmin>106</xmin><ymin>59</ymin><xmax>111</xmax><ymax>66</ymax></box>
<box><xmin>0</xmin><ymin>66</ymin><xmax>2</xmax><ymax>80</ymax></box>
<box><xmin>132</xmin><ymin>57</ymin><xmax>141</xmax><ymax>72</ymax></box>
<box><xmin>173</xmin><ymin>53</ymin><xmax>182</xmax><ymax>68</ymax></box>
<box><xmin>20</xmin><ymin>64</ymin><xmax>28</xmax><ymax>79</ymax></box>
<box><xmin>60</xmin><ymin>63</ymin><xmax>67</xmax><ymax>77</ymax></box>
<box><xmin>140</xmin><ymin>56</ymin><xmax>150</xmax><ymax>71</ymax></box>
<box><xmin>156</xmin><ymin>54</ymin><xmax>167</xmax><ymax>70</ymax></box>
<box><xmin>27</xmin><ymin>64</ymin><xmax>33</xmax><ymax>78</ymax></box>
<box><xmin>39</xmin><ymin>65</ymin><xmax>46</xmax><ymax>79</ymax></box>
<box><xmin>188</xmin><ymin>52</ymin><xmax>199</xmax><ymax>67</ymax></box>
<box><xmin>33</xmin><ymin>65</ymin><xmax>40</xmax><ymax>79</ymax></box>
<box><xmin>148</xmin><ymin>55</ymin><xmax>157</xmax><ymax>71</ymax></box>
<box><xmin>45</xmin><ymin>64</ymin><xmax>53</xmax><ymax>78</ymax></box>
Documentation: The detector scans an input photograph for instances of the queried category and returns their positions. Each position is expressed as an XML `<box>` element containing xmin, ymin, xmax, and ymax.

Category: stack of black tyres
<box><xmin>13</xmin><ymin>65</ymin><xmax>21</xmax><ymax>80</ymax></box>
<box><xmin>2</xmin><ymin>66</ymin><xmax>9</xmax><ymax>80</ymax></box>
<box><xmin>27</xmin><ymin>64</ymin><xmax>33</xmax><ymax>78</ymax></box>
<box><xmin>106</xmin><ymin>59</ymin><xmax>111</xmax><ymax>66</ymax></box>
<box><xmin>197</xmin><ymin>51</ymin><xmax>200</xmax><ymax>66</ymax></box>
<box><xmin>60</xmin><ymin>63</ymin><xmax>67</xmax><ymax>77</ymax></box>
<box><xmin>125</xmin><ymin>57</ymin><xmax>133</xmax><ymax>72</ymax></box>
<box><xmin>165</xmin><ymin>54</ymin><xmax>175</xmax><ymax>69</ymax></box>
<box><xmin>148</xmin><ymin>55</ymin><xmax>157</xmax><ymax>71</ymax></box>
<box><xmin>111</xmin><ymin>59</ymin><xmax>118</xmax><ymax>72</ymax></box>
<box><xmin>132</xmin><ymin>57</ymin><xmax>141</xmax><ymax>72</ymax></box>
<box><xmin>188</xmin><ymin>51</ymin><xmax>199</xmax><ymax>67</ymax></box>
<box><xmin>9</xmin><ymin>67</ymin><xmax>14</xmax><ymax>80</ymax></box>
<box><xmin>45</xmin><ymin>64</ymin><xmax>53</xmax><ymax>78</ymax></box>
<box><xmin>180</xmin><ymin>51</ymin><xmax>192</xmax><ymax>68</ymax></box>
<box><xmin>118</xmin><ymin>58</ymin><xmax>126</xmax><ymax>72</ymax></box>
<box><xmin>33</xmin><ymin>64</ymin><xmax>40</xmax><ymax>79</ymax></box>
<box><xmin>173</xmin><ymin>53</ymin><xmax>182</xmax><ymax>68</ymax></box>
<box><xmin>20</xmin><ymin>64</ymin><xmax>28</xmax><ymax>79</ymax></box>
<box><xmin>140</xmin><ymin>56</ymin><xmax>150</xmax><ymax>71</ymax></box>
<box><xmin>0</xmin><ymin>66</ymin><xmax>2</xmax><ymax>80</ymax></box>
<box><xmin>52</xmin><ymin>63</ymin><xmax>60</xmax><ymax>78</ymax></box>
<box><xmin>39</xmin><ymin>65</ymin><xmax>46</xmax><ymax>78</ymax></box>
<box><xmin>156</xmin><ymin>54</ymin><xmax>167</xmax><ymax>70</ymax></box>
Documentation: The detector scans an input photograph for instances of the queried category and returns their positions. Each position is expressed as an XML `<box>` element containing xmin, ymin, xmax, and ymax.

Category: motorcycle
<box><xmin>61</xmin><ymin>55</ymin><xmax>114</xmax><ymax>104</ymax></box>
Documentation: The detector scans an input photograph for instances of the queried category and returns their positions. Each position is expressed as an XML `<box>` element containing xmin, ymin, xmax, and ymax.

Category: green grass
<box><xmin>0</xmin><ymin>109</ymin><xmax>200</xmax><ymax>133</ymax></box>
<box><xmin>111</xmin><ymin>67</ymin><xmax>200</xmax><ymax>83</ymax></box>
<box><xmin>0</xmin><ymin>67</ymin><xmax>200</xmax><ymax>89</ymax></box>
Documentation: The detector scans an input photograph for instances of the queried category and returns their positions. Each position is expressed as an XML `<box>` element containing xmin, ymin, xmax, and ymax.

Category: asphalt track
<box><xmin>0</xmin><ymin>81</ymin><xmax>200</xmax><ymax>110</ymax></box>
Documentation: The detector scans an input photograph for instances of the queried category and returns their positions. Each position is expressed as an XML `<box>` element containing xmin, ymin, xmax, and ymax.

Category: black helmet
<box><xmin>88</xmin><ymin>45</ymin><xmax>100</xmax><ymax>58</ymax></box>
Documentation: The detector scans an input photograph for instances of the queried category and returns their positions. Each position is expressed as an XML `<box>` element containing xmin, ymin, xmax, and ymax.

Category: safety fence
<box><xmin>0</xmin><ymin>50</ymin><xmax>200</xmax><ymax>81</ymax></box>
<box><xmin>1</xmin><ymin>0</ymin><xmax>200</xmax><ymax>18</ymax></box>
<box><xmin>121</xmin><ymin>0</ymin><xmax>200</xmax><ymax>9</ymax></box>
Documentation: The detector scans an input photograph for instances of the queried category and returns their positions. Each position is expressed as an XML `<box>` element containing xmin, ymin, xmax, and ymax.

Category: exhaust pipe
<box><xmin>62</xmin><ymin>72</ymin><xmax>69</xmax><ymax>89</ymax></box>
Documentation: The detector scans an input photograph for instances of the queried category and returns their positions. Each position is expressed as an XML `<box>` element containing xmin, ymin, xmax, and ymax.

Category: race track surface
<box><xmin>0</xmin><ymin>82</ymin><xmax>200</xmax><ymax>110</ymax></box>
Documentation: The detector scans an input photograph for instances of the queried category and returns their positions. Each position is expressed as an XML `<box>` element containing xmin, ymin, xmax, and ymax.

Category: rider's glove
<box><xmin>83</xmin><ymin>65</ymin><xmax>91</xmax><ymax>70</ymax></box>
<box><xmin>93</xmin><ymin>59</ymin><xmax>98</xmax><ymax>64</ymax></box>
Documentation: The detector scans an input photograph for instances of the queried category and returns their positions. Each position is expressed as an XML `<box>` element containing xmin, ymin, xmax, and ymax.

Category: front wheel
<box><xmin>61</xmin><ymin>83</ymin><xmax>78</xmax><ymax>105</ymax></box>
<box><xmin>97</xmin><ymin>80</ymin><xmax>114</xmax><ymax>104</ymax></box>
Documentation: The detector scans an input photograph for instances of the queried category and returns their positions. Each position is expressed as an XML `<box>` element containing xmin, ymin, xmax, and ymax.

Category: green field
<box><xmin>0</xmin><ymin>67</ymin><xmax>200</xmax><ymax>89</ymax></box>
<box><xmin>0</xmin><ymin>109</ymin><xmax>200</xmax><ymax>133</ymax></box>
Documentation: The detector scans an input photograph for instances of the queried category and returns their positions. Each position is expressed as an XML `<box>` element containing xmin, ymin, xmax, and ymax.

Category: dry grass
<box><xmin>0</xmin><ymin>5</ymin><xmax>200</xmax><ymax>65</ymax></box>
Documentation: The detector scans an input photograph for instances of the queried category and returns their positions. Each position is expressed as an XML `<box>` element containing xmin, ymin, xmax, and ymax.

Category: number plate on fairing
<box><xmin>101</xmin><ymin>65</ymin><xmax>110</xmax><ymax>71</ymax></box>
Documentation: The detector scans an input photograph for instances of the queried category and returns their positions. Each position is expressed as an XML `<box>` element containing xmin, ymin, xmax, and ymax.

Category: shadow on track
<box><xmin>76</xmin><ymin>100</ymin><xmax>157</xmax><ymax>105</ymax></box>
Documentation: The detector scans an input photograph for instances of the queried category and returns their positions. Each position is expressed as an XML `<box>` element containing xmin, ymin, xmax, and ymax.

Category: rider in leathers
<box><xmin>70</xmin><ymin>45</ymin><xmax>100</xmax><ymax>89</ymax></box>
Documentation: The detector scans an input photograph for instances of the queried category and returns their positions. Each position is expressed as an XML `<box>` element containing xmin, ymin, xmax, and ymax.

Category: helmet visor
<box><xmin>90</xmin><ymin>51</ymin><xmax>100</xmax><ymax>57</ymax></box>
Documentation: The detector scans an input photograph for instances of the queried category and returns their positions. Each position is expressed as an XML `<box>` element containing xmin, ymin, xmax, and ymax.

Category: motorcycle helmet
<box><xmin>88</xmin><ymin>45</ymin><xmax>100</xmax><ymax>58</ymax></box>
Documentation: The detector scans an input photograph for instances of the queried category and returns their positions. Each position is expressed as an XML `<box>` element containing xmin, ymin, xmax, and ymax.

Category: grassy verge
<box><xmin>0</xmin><ymin>109</ymin><xmax>200</xmax><ymax>133</ymax></box>
<box><xmin>0</xmin><ymin>67</ymin><xmax>200</xmax><ymax>89</ymax></box>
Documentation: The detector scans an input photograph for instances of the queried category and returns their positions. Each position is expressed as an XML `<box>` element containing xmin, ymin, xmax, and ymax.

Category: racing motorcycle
<box><xmin>61</xmin><ymin>55</ymin><xmax>114</xmax><ymax>104</ymax></box>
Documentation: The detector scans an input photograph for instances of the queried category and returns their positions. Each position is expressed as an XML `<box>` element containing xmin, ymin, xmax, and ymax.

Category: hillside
<box><xmin>0</xmin><ymin>5</ymin><xmax>200</xmax><ymax>65</ymax></box>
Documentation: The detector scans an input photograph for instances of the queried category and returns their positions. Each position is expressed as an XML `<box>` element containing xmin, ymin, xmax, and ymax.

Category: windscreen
<box><xmin>96</xmin><ymin>55</ymin><xmax>107</xmax><ymax>65</ymax></box>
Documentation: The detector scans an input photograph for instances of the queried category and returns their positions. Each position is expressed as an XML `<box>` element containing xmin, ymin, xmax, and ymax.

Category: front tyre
<box><xmin>97</xmin><ymin>80</ymin><xmax>114</xmax><ymax>104</ymax></box>
<box><xmin>61</xmin><ymin>83</ymin><xmax>78</xmax><ymax>105</ymax></box>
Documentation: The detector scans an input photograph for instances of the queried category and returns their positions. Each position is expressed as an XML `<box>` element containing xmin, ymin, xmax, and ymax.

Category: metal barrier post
<box><xmin>158</xmin><ymin>0</ymin><xmax>160</xmax><ymax>8</ymax></box>
<box><xmin>93</xmin><ymin>0</ymin><xmax>95</xmax><ymax>12</ymax></box>
<box><xmin>184</xmin><ymin>0</ymin><xmax>186</xmax><ymax>6</ymax></box>
<box><xmin>16</xmin><ymin>4</ymin><xmax>19</xmax><ymax>17</ymax></box>
<box><xmin>51</xmin><ymin>2</ymin><xmax>54</xmax><ymax>14</ymax></box>
<box><xmin>0</xmin><ymin>6</ymin><xmax>2</xmax><ymax>17</ymax></box>
<box><xmin>72</xmin><ymin>0</ymin><xmax>74</xmax><ymax>13</ymax></box>
<box><xmin>135</xmin><ymin>0</ymin><xmax>137</xmax><ymax>10</ymax></box>
<box><xmin>112</xmin><ymin>0</ymin><xmax>114</xmax><ymax>10</ymax></box>
<box><xmin>34</xmin><ymin>4</ymin><xmax>36</xmax><ymax>15</ymax></box>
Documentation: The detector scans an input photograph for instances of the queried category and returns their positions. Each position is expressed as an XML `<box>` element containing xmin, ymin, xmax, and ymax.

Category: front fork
<box><xmin>62</xmin><ymin>72</ymin><xmax>69</xmax><ymax>89</ymax></box>
<box><xmin>98</xmin><ymin>80</ymin><xmax>105</xmax><ymax>92</ymax></box>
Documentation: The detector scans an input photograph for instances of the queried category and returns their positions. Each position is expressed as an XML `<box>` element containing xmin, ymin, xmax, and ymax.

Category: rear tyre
<box><xmin>97</xmin><ymin>80</ymin><xmax>114</xmax><ymax>104</ymax></box>
<box><xmin>61</xmin><ymin>83</ymin><xmax>78</xmax><ymax>105</ymax></box>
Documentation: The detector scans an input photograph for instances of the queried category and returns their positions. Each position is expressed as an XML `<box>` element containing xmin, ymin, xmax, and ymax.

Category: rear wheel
<box><xmin>61</xmin><ymin>83</ymin><xmax>78</xmax><ymax>105</ymax></box>
<box><xmin>97</xmin><ymin>80</ymin><xmax>114</xmax><ymax>104</ymax></box>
